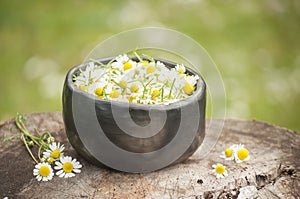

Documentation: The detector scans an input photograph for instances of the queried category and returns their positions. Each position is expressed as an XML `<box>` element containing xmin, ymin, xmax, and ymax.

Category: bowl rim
<box><xmin>66</xmin><ymin>56</ymin><xmax>206</xmax><ymax>110</ymax></box>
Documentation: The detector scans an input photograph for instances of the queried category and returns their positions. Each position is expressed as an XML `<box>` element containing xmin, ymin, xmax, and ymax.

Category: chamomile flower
<box><xmin>76</xmin><ymin>62</ymin><xmax>96</xmax><ymax>84</ymax></box>
<box><xmin>95</xmin><ymin>87</ymin><xmax>104</xmax><ymax>98</ymax></box>
<box><xmin>33</xmin><ymin>162</ymin><xmax>54</xmax><ymax>181</ymax></box>
<box><xmin>220</xmin><ymin>144</ymin><xmax>238</xmax><ymax>161</ymax></box>
<box><xmin>183</xmin><ymin>83</ymin><xmax>195</xmax><ymax>95</ymax></box>
<box><xmin>146</xmin><ymin>65</ymin><xmax>156</xmax><ymax>74</ymax></box>
<box><xmin>118</xmin><ymin>80</ymin><xmax>127</xmax><ymax>89</ymax></box>
<box><xmin>112</xmin><ymin>54</ymin><xmax>136</xmax><ymax>71</ymax></box>
<box><xmin>212</xmin><ymin>163</ymin><xmax>228</xmax><ymax>179</ymax></box>
<box><xmin>130</xmin><ymin>84</ymin><xmax>140</xmax><ymax>93</ymax></box>
<box><xmin>54</xmin><ymin>156</ymin><xmax>82</xmax><ymax>178</ymax></box>
<box><xmin>151</xmin><ymin>89</ymin><xmax>160</xmax><ymax>100</ymax></box>
<box><xmin>175</xmin><ymin>64</ymin><xmax>186</xmax><ymax>74</ymax></box>
<box><xmin>109</xmin><ymin>90</ymin><xmax>121</xmax><ymax>98</ymax></box>
<box><xmin>234</xmin><ymin>144</ymin><xmax>250</xmax><ymax>163</ymax></box>
<box><xmin>127</xmin><ymin>94</ymin><xmax>137</xmax><ymax>103</ymax></box>
<box><xmin>111</xmin><ymin>55</ymin><xmax>127</xmax><ymax>68</ymax></box>
<box><xmin>43</xmin><ymin>142</ymin><xmax>64</xmax><ymax>160</ymax></box>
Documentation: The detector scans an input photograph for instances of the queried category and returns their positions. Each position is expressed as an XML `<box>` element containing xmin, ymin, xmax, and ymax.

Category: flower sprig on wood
<box><xmin>15</xmin><ymin>113</ymin><xmax>82</xmax><ymax>181</ymax></box>
<box><xmin>73</xmin><ymin>53</ymin><xmax>201</xmax><ymax>105</ymax></box>
<box><xmin>211</xmin><ymin>144</ymin><xmax>250</xmax><ymax>179</ymax></box>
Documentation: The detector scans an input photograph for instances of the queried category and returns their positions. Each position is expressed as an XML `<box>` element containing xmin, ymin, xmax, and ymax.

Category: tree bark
<box><xmin>0</xmin><ymin>112</ymin><xmax>299</xmax><ymax>198</ymax></box>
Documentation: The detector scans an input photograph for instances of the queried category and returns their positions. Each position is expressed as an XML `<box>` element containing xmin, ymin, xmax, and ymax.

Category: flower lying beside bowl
<box><xmin>62</xmin><ymin>52</ymin><xmax>206</xmax><ymax>173</ymax></box>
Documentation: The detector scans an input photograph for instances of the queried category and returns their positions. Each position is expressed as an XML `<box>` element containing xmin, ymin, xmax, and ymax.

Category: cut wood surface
<box><xmin>0</xmin><ymin>112</ymin><xmax>299</xmax><ymax>199</ymax></box>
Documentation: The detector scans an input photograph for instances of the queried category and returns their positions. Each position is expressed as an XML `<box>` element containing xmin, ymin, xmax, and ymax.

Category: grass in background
<box><xmin>0</xmin><ymin>0</ymin><xmax>299</xmax><ymax>132</ymax></box>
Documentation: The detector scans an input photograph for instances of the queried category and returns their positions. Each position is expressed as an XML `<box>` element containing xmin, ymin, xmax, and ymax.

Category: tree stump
<box><xmin>0</xmin><ymin>112</ymin><xmax>299</xmax><ymax>198</ymax></box>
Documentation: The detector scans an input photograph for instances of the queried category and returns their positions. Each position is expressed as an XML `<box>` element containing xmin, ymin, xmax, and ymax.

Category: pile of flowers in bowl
<box><xmin>63</xmin><ymin>52</ymin><xmax>206</xmax><ymax>173</ymax></box>
<box><xmin>73</xmin><ymin>53</ymin><xmax>200</xmax><ymax>105</ymax></box>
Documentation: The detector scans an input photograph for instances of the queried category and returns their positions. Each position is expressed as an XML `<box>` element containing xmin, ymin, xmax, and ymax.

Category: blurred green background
<box><xmin>0</xmin><ymin>0</ymin><xmax>299</xmax><ymax>132</ymax></box>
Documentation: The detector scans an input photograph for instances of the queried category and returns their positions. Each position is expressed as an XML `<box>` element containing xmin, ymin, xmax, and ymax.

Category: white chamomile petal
<box><xmin>65</xmin><ymin>173</ymin><xmax>75</xmax><ymax>178</ymax></box>
<box><xmin>59</xmin><ymin>172</ymin><xmax>66</xmax><ymax>178</ymax></box>
<box><xmin>54</xmin><ymin>161</ymin><xmax>62</xmax><ymax>167</ymax></box>
<box><xmin>186</xmin><ymin>75</ymin><xmax>199</xmax><ymax>85</ymax></box>
<box><xmin>33</xmin><ymin>162</ymin><xmax>54</xmax><ymax>182</ymax></box>
<box><xmin>56</xmin><ymin>170</ymin><xmax>64</xmax><ymax>176</ymax></box>
<box><xmin>156</xmin><ymin>61</ymin><xmax>165</xmax><ymax>68</ymax></box>
<box><xmin>116</xmin><ymin>54</ymin><xmax>129</xmax><ymax>63</ymax></box>
<box><xmin>54</xmin><ymin>166</ymin><xmax>61</xmax><ymax>170</ymax></box>
<box><xmin>111</xmin><ymin>61</ymin><xmax>123</xmax><ymax>69</ymax></box>
<box><xmin>73</xmin><ymin>169</ymin><xmax>81</xmax><ymax>173</ymax></box>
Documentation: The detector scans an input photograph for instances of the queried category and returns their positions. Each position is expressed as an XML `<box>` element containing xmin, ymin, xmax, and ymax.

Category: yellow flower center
<box><xmin>237</xmin><ymin>148</ymin><xmax>249</xmax><ymax>160</ymax></box>
<box><xmin>123</xmin><ymin>62</ymin><xmax>132</xmax><ymax>70</ymax></box>
<box><xmin>130</xmin><ymin>84</ymin><xmax>139</xmax><ymax>93</ymax></box>
<box><xmin>50</xmin><ymin>150</ymin><xmax>61</xmax><ymax>159</ymax></box>
<box><xmin>119</xmin><ymin>80</ymin><xmax>127</xmax><ymax>89</ymax></box>
<box><xmin>110</xmin><ymin>90</ymin><xmax>121</xmax><ymax>98</ymax></box>
<box><xmin>94</xmin><ymin>87</ymin><xmax>103</xmax><ymax>96</ymax></box>
<box><xmin>183</xmin><ymin>83</ymin><xmax>195</xmax><ymax>95</ymax></box>
<box><xmin>143</xmin><ymin>61</ymin><xmax>149</xmax><ymax>65</ymax></box>
<box><xmin>146</xmin><ymin>66</ymin><xmax>156</xmax><ymax>74</ymax></box>
<box><xmin>128</xmin><ymin>95</ymin><xmax>136</xmax><ymax>103</ymax></box>
<box><xmin>39</xmin><ymin>165</ymin><xmax>51</xmax><ymax>177</ymax></box>
<box><xmin>62</xmin><ymin>162</ymin><xmax>74</xmax><ymax>173</ymax></box>
<box><xmin>215</xmin><ymin>165</ymin><xmax>225</xmax><ymax>174</ymax></box>
<box><xmin>225</xmin><ymin>148</ymin><xmax>233</xmax><ymax>157</ymax></box>
<box><xmin>177</xmin><ymin>68</ymin><xmax>185</xmax><ymax>74</ymax></box>
<box><xmin>151</xmin><ymin>90</ymin><xmax>160</xmax><ymax>99</ymax></box>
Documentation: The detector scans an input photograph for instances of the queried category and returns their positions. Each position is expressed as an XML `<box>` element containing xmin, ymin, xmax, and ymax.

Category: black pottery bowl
<box><xmin>62</xmin><ymin>57</ymin><xmax>206</xmax><ymax>173</ymax></box>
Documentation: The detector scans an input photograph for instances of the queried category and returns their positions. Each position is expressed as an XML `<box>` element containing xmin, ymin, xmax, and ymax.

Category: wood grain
<box><xmin>0</xmin><ymin>112</ymin><xmax>299</xmax><ymax>198</ymax></box>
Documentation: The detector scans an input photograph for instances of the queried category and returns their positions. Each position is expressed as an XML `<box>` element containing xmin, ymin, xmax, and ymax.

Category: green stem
<box><xmin>89</xmin><ymin>58</ymin><xmax>105</xmax><ymax>67</ymax></box>
<box><xmin>168</xmin><ymin>78</ymin><xmax>176</xmax><ymax>99</ymax></box>
<box><xmin>103</xmin><ymin>87</ymin><xmax>108</xmax><ymax>100</ymax></box>
<box><xmin>141</xmin><ymin>78</ymin><xmax>153</xmax><ymax>99</ymax></box>
<box><xmin>159</xmin><ymin>80</ymin><xmax>169</xmax><ymax>92</ymax></box>
<box><xmin>141</xmin><ymin>53</ymin><xmax>155</xmax><ymax>62</ymax></box>
<box><xmin>107</xmin><ymin>58</ymin><xmax>115</xmax><ymax>66</ymax></box>
<box><xmin>111</xmin><ymin>79</ymin><xmax>120</xmax><ymax>87</ymax></box>
<box><xmin>145</xmin><ymin>78</ymin><xmax>154</xmax><ymax>87</ymax></box>
<box><xmin>21</xmin><ymin>134</ymin><xmax>39</xmax><ymax>164</ymax></box>
<box><xmin>38</xmin><ymin>143</ymin><xmax>44</xmax><ymax>161</ymax></box>
<box><xmin>127</xmin><ymin>79</ymin><xmax>139</xmax><ymax>84</ymax></box>
<box><xmin>161</xmin><ymin>87</ymin><xmax>164</xmax><ymax>102</ymax></box>
<box><xmin>176</xmin><ymin>88</ymin><xmax>182</xmax><ymax>99</ymax></box>
<box><xmin>88</xmin><ymin>70</ymin><xmax>92</xmax><ymax>85</ymax></box>
<box><xmin>134</xmin><ymin>51</ymin><xmax>143</xmax><ymax>62</ymax></box>
<box><xmin>30</xmin><ymin>137</ymin><xmax>41</xmax><ymax>147</ymax></box>
<box><xmin>40</xmin><ymin>131</ymin><xmax>51</xmax><ymax>142</ymax></box>
<box><xmin>16</xmin><ymin>114</ymin><xmax>40</xmax><ymax>141</ymax></box>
